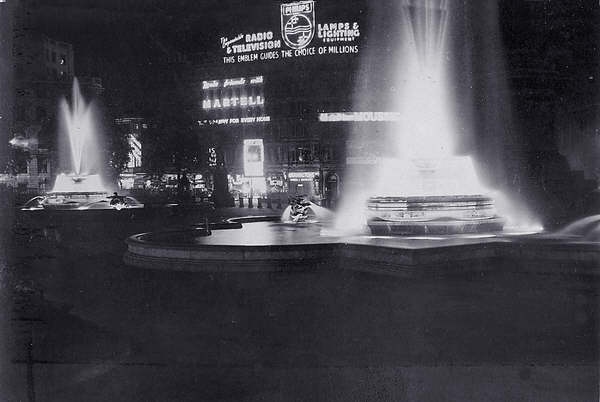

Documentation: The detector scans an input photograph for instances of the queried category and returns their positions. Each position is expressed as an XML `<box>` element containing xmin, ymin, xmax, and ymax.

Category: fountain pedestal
<box><xmin>367</xmin><ymin>195</ymin><xmax>504</xmax><ymax>235</ymax></box>
<box><xmin>366</xmin><ymin>157</ymin><xmax>504</xmax><ymax>235</ymax></box>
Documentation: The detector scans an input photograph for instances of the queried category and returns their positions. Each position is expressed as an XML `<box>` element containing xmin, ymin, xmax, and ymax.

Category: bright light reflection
<box><xmin>334</xmin><ymin>0</ymin><xmax>543</xmax><ymax>235</ymax></box>
<box><xmin>61</xmin><ymin>78</ymin><xmax>95</xmax><ymax>176</ymax></box>
<box><xmin>52</xmin><ymin>78</ymin><xmax>107</xmax><ymax>195</ymax></box>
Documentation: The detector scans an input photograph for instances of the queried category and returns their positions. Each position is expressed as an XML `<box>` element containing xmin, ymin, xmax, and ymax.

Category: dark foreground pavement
<box><xmin>4</xmin><ymin>209</ymin><xmax>599</xmax><ymax>401</ymax></box>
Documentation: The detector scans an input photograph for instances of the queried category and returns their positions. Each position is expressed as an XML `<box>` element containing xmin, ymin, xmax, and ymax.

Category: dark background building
<box><xmin>4</xmin><ymin>0</ymin><xmax>599</xmax><ymax>225</ymax></box>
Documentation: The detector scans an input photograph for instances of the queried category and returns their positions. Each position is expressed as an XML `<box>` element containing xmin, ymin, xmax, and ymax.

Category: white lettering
<box><xmin>237</xmin><ymin>53</ymin><xmax>259</xmax><ymax>62</ymax></box>
<box><xmin>202</xmin><ymin>80</ymin><xmax>219</xmax><ymax>89</ymax></box>
<box><xmin>317</xmin><ymin>21</ymin><xmax>361</xmax><ymax>43</ymax></box>
<box><xmin>224</xmin><ymin>78</ymin><xmax>246</xmax><ymax>87</ymax></box>
<box><xmin>230</xmin><ymin>40</ymin><xmax>282</xmax><ymax>54</ymax></box>
<box><xmin>294</xmin><ymin>47</ymin><xmax>316</xmax><ymax>57</ymax></box>
<box><xmin>318</xmin><ymin>112</ymin><xmax>402</xmax><ymax>122</ymax></box>
<box><xmin>245</xmin><ymin>31</ymin><xmax>274</xmax><ymax>42</ymax></box>
<box><xmin>203</xmin><ymin>96</ymin><xmax>265</xmax><ymax>109</ymax></box>
<box><xmin>282</xmin><ymin>2</ymin><xmax>312</xmax><ymax>15</ymax></box>
<box><xmin>201</xmin><ymin>116</ymin><xmax>271</xmax><ymax>125</ymax></box>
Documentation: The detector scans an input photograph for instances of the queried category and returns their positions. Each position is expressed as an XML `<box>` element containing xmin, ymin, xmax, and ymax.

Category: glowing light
<box><xmin>51</xmin><ymin>78</ymin><xmax>107</xmax><ymax>196</ymax></box>
<box><xmin>244</xmin><ymin>139</ymin><xmax>264</xmax><ymax>177</ymax></box>
<box><xmin>51</xmin><ymin>173</ymin><xmax>106</xmax><ymax>193</ymax></box>
<box><xmin>9</xmin><ymin>136</ymin><xmax>35</xmax><ymax>149</ymax></box>
<box><xmin>60</xmin><ymin>78</ymin><xmax>95</xmax><ymax>176</ymax></box>
<box><xmin>335</xmin><ymin>0</ymin><xmax>517</xmax><ymax>235</ymax></box>
<box><xmin>318</xmin><ymin>112</ymin><xmax>402</xmax><ymax>122</ymax></box>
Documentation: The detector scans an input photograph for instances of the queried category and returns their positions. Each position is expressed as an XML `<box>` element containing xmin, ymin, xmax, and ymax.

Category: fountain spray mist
<box><xmin>60</xmin><ymin>78</ymin><xmax>96</xmax><ymax>176</ymax></box>
<box><xmin>335</xmin><ymin>0</ymin><xmax>538</xmax><ymax>235</ymax></box>
<box><xmin>52</xmin><ymin>77</ymin><xmax>106</xmax><ymax>193</ymax></box>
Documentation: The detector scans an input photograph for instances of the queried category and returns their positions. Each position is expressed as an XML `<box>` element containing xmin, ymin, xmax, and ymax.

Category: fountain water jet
<box><xmin>338</xmin><ymin>0</ymin><xmax>504</xmax><ymax>235</ymax></box>
<box><xmin>21</xmin><ymin>78</ymin><xmax>142</xmax><ymax>211</ymax></box>
<box><xmin>63</xmin><ymin>78</ymin><xmax>93</xmax><ymax>177</ymax></box>
<box><xmin>41</xmin><ymin>78</ymin><xmax>109</xmax><ymax>208</ymax></box>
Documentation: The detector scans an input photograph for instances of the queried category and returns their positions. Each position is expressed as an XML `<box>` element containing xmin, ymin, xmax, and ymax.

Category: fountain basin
<box><xmin>22</xmin><ymin>193</ymin><xmax>144</xmax><ymax>211</ymax></box>
<box><xmin>123</xmin><ymin>221</ymin><xmax>598</xmax><ymax>276</ymax></box>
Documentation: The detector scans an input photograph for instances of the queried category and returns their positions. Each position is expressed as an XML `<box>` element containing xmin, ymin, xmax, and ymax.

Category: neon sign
<box><xmin>280</xmin><ymin>1</ymin><xmax>315</xmax><ymax>50</ymax></box>
<box><xmin>202</xmin><ymin>76</ymin><xmax>263</xmax><ymax>89</ymax></box>
<box><xmin>221</xmin><ymin>32</ymin><xmax>282</xmax><ymax>55</ymax></box>
<box><xmin>198</xmin><ymin>116</ymin><xmax>271</xmax><ymax>126</ymax></box>
<box><xmin>220</xmin><ymin>2</ymin><xmax>361</xmax><ymax>64</ymax></box>
<box><xmin>318</xmin><ymin>112</ymin><xmax>402</xmax><ymax>122</ymax></box>
<box><xmin>202</xmin><ymin>96</ymin><xmax>264</xmax><ymax>109</ymax></box>
<box><xmin>318</xmin><ymin>22</ymin><xmax>361</xmax><ymax>43</ymax></box>
<box><xmin>201</xmin><ymin>76</ymin><xmax>265</xmax><ymax>111</ymax></box>
<box><xmin>202</xmin><ymin>80</ymin><xmax>219</xmax><ymax>89</ymax></box>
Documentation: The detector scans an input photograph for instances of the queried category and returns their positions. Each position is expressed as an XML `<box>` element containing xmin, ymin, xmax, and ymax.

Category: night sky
<box><xmin>19</xmin><ymin>0</ymin><xmax>598</xmax><ymax>114</ymax></box>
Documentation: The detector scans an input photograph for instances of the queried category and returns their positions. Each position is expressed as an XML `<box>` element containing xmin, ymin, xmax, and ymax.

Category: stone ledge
<box><xmin>124</xmin><ymin>227</ymin><xmax>600</xmax><ymax>275</ymax></box>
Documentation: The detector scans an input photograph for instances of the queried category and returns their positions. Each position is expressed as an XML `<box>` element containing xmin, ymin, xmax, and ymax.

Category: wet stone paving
<box><xmin>4</xmin><ymin>209</ymin><xmax>600</xmax><ymax>401</ymax></box>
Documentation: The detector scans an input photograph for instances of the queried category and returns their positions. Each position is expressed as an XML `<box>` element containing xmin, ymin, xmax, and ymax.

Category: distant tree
<box><xmin>143</xmin><ymin>105</ymin><xmax>204</xmax><ymax>201</ymax></box>
<box><xmin>104</xmin><ymin>121</ymin><xmax>132</xmax><ymax>184</ymax></box>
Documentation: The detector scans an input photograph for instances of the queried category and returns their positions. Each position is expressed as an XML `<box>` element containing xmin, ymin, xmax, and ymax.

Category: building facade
<box><xmin>10</xmin><ymin>24</ymin><xmax>104</xmax><ymax>191</ymax></box>
<box><xmin>195</xmin><ymin>64</ymin><xmax>359</xmax><ymax>206</ymax></box>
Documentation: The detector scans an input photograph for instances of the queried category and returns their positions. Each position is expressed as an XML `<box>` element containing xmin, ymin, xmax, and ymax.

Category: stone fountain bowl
<box><xmin>367</xmin><ymin>195</ymin><xmax>505</xmax><ymax>235</ymax></box>
<box><xmin>21</xmin><ymin>193</ymin><xmax>144</xmax><ymax>211</ymax></box>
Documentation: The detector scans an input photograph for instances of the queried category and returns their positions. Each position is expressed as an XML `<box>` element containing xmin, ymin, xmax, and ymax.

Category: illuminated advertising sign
<box><xmin>202</xmin><ymin>75</ymin><xmax>265</xmax><ymax>110</ymax></box>
<box><xmin>201</xmin><ymin>76</ymin><xmax>270</xmax><ymax>125</ymax></box>
<box><xmin>318</xmin><ymin>112</ymin><xmax>403</xmax><ymax>122</ymax></box>
<box><xmin>220</xmin><ymin>1</ymin><xmax>361</xmax><ymax>64</ymax></box>
<box><xmin>244</xmin><ymin>139</ymin><xmax>264</xmax><ymax>177</ymax></box>
<box><xmin>288</xmin><ymin>171</ymin><xmax>317</xmax><ymax>181</ymax></box>
<box><xmin>202</xmin><ymin>96</ymin><xmax>264</xmax><ymax>110</ymax></box>
<box><xmin>280</xmin><ymin>1</ymin><xmax>315</xmax><ymax>50</ymax></box>
<box><xmin>198</xmin><ymin>116</ymin><xmax>271</xmax><ymax>126</ymax></box>
<box><xmin>127</xmin><ymin>135</ymin><xmax>142</xmax><ymax>169</ymax></box>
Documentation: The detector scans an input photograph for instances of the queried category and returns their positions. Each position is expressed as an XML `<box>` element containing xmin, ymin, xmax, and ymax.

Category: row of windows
<box><xmin>225</xmin><ymin>144</ymin><xmax>338</xmax><ymax>167</ymax></box>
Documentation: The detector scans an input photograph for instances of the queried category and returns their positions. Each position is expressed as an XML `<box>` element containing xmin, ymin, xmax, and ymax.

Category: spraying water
<box><xmin>61</xmin><ymin>78</ymin><xmax>94</xmax><ymax>176</ymax></box>
<box><xmin>52</xmin><ymin>77</ymin><xmax>106</xmax><ymax>194</ymax></box>
<box><xmin>556</xmin><ymin>215</ymin><xmax>600</xmax><ymax>242</ymax></box>
<box><xmin>335</xmin><ymin>0</ymin><xmax>507</xmax><ymax>235</ymax></box>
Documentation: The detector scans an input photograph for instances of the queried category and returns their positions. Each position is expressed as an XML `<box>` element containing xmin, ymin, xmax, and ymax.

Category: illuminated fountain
<box><xmin>123</xmin><ymin>1</ymin><xmax>597</xmax><ymax>275</ymax></box>
<box><xmin>362</xmin><ymin>0</ymin><xmax>503</xmax><ymax>235</ymax></box>
<box><xmin>23</xmin><ymin>78</ymin><xmax>141</xmax><ymax>211</ymax></box>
